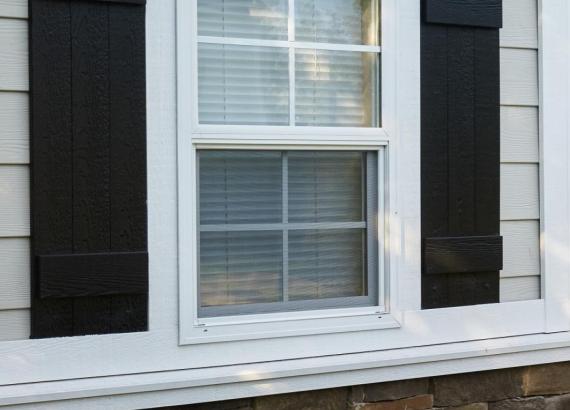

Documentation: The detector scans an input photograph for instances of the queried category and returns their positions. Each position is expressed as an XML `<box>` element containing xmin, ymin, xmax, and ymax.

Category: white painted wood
<box><xmin>540</xmin><ymin>0</ymin><xmax>570</xmax><ymax>332</ymax></box>
<box><xmin>0</xmin><ymin>165</ymin><xmax>30</xmax><ymax>237</ymax></box>
<box><xmin>0</xmin><ymin>300</ymin><xmax>546</xmax><ymax>385</ymax></box>
<box><xmin>500</xmin><ymin>48</ymin><xmax>539</xmax><ymax>106</ymax></box>
<box><xmin>500</xmin><ymin>0</ymin><xmax>538</xmax><ymax>49</ymax></box>
<box><xmin>0</xmin><ymin>18</ymin><xmax>27</xmax><ymax>91</ymax></box>
<box><xmin>500</xmin><ymin>106</ymin><xmax>539</xmax><ymax>163</ymax></box>
<box><xmin>12</xmin><ymin>326</ymin><xmax>570</xmax><ymax>409</ymax></box>
<box><xmin>501</xmin><ymin>164</ymin><xmax>540</xmax><ymax>220</ymax></box>
<box><xmin>0</xmin><ymin>238</ymin><xmax>29</xmax><ymax>310</ymax></box>
<box><xmin>0</xmin><ymin>309</ymin><xmax>28</xmax><ymax>341</ymax></box>
<box><xmin>0</xmin><ymin>0</ymin><xmax>27</xmax><ymax>19</ymax></box>
<box><xmin>501</xmin><ymin>220</ymin><xmax>540</xmax><ymax>278</ymax></box>
<box><xmin>0</xmin><ymin>91</ymin><xmax>28</xmax><ymax>164</ymax></box>
<box><xmin>501</xmin><ymin>276</ymin><xmax>540</xmax><ymax>302</ymax></box>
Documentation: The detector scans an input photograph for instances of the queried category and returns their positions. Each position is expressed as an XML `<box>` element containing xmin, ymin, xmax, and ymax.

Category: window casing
<box><xmin>179</xmin><ymin>0</ymin><xmax>390</xmax><ymax>343</ymax></box>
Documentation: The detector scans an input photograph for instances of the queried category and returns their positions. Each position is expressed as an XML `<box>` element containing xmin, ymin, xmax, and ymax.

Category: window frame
<box><xmin>178</xmin><ymin>0</ymin><xmax>393</xmax><ymax>344</ymax></box>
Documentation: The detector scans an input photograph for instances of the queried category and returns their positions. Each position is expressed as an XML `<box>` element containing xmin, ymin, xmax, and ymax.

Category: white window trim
<box><xmin>0</xmin><ymin>0</ymin><xmax>568</xmax><ymax>398</ymax></box>
<box><xmin>178</xmin><ymin>0</ymin><xmax>393</xmax><ymax>344</ymax></box>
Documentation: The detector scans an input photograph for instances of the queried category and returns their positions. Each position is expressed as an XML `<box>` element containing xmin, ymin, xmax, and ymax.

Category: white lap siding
<box><xmin>499</xmin><ymin>0</ymin><xmax>541</xmax><ymax>302</ymax></box>
<box><xmin>0</xmin><ymin>0</ymin><xmax>29</xmax><ymax>340</ymax></box>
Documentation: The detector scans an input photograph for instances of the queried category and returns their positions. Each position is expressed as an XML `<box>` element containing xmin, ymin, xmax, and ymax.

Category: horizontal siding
<box><xmin>0</xmin><ymin>309</ymin><xmax>29</xmax><ymax>341</ymax></box>
<box><xmin>0</xmin><ymin>17</ymin><xmax>27</xmax><ymax>91</ymax></box>
<box><xmin>0</xmin><ymin>165</ymin><xmax>29</xmax><ymax>237</ymax></box>
<box><xmin>500</xmin><ymin>164</ymin><xmax>540</xmax><ymax>221</ymax></box>
<box><xmin>0</xmin><ymin>91</ymin><xmax>29</xmax><ymax>164</ymax></box>
<box><xmin>501</xmin><ymin>220</ymin><xmax>540</xmax><ymax>278</ymax></box>
<box><xmin>501</xmin><ymin>106</ymin><xmax>539</xmax><ymax>163</ymax></box>
<box><xmin>499</xmin><ymin>0</ymin><xmax>540</xmax><ymax>302</ymax></box>
<box><xmin>0</xmin><ymin>6</ymin><xmax>28</xmax><ymax>340</ymax></box>
<box><xmin>500</xmin><ymin>276</ymin><xmax>541</xmax><ymax>303</ymax></box>
<box><xmin>500</xmin><ymin>48</ymin><xmax>539</xmax><ymax>106</ymax></box>
<box><xmin>0</xmin><ymin>0</ymin><xmax>27</xmax><ymax>19</ymax></box>
<box><xmin>500</xmin><ymin>0</ymin><xmax>538</xmax><ymax>49</ymax></box>
<box><xmin>0</xmin><ymin>238</ymin><xmax>29</xmax><ymax>310</ymax></box>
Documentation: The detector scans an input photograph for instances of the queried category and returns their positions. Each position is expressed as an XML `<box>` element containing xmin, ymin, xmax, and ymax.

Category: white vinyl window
<box><xmin>179</xmin><ymin>0</ymin><xmax>391</xmax><ymax>343</ymax></box>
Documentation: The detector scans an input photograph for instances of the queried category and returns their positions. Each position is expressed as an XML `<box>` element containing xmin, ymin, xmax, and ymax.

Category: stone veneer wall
<box><xmin>156</xmin><ymin>362</ymin><xmax>570</xmax><ymax>410</ymax></box>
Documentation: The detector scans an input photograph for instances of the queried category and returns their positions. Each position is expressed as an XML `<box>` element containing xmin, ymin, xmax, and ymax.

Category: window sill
<box><xmin>180</xmin><ymin>308</ymin><xmax>400</xmax><ymax>345</ymax></box>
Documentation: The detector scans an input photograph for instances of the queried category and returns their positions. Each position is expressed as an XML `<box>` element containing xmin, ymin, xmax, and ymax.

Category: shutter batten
<box><xmin>421</xmin><ymin>0</ymin><xmax>503</xmax><ymax>308</ymax></box>
<box><xmin>30</xmin><ymin>0</ymin><xmax>147</xmax><ymax>338</ymax></box>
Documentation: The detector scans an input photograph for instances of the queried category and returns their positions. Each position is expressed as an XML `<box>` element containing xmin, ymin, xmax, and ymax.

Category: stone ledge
<box><xmin>350</xmin><ymin>379</ymin><xmax>430</xmax><ymax>403</ymax></box>
<box><xmin>351</xmin><ymin>394</ymin><xmax>433</xmax><ymax>410</ymax></box>
<box><xmin>489</xmin><ymin>397</ymin><xmax>545</xmax><ymax>410</ymax></box>
<box><xmin>545</xmin><ymin>393</ymin><xmax>570</xmax><ymax>410</ymax></box>
<box><xmin>523</xmin><ymin>363</ymin><xmax>570</xmax><ymax>396</ymax></box>
<box><xmin>253</xmin><ymin>388</ymin><xmax>348</xmax><ymax>410</ymax></box>
<box><xmin>432</xmin><ymin>368</ymin><xmax>525</xmax><ymax>407</ymax></box>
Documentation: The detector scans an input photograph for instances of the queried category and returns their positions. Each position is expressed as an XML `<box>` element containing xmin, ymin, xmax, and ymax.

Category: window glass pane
<box><xmin>199</xmin><ymin>150</ymin><xmax>282</xmax><ymax>224</ymax></box>
<box><xmin>289</xmin><ymin>151</ymin><xmax>364</xmax><ymax>223</ymax></box>
<box><xmin>197</xmin><ymin>150</ymin><xmax>378</xmax><ymax>316</ymax></box>
<box><xmin>295</xmin><ymin>49</ymin><xmax>378</xmax><ymax>127</ymax></box>
<box><xmin>295</xmin><ymin>0</ymin><xmax>379</xmax><ymax>45</ymax></box>
<box><xmin>289</xmin><ymin>229</ymin><xmax>366</xmax><ymax>300</ymax></box>
<box><xmin>198</xmin><ymin>44</ymin><xmax>290</xmax><ymax>125</ymax></box>
<box><xmin>200</xmin><ymin>231</ymin><xmax>283</xmax><ymax>307</ymax></box>
<box><xmin>198</xmin><ymin>0</ymin><xmax>288</xmax><ymax>41</ymax></box>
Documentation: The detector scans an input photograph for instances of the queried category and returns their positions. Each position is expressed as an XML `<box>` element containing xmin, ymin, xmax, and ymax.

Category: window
<box><xmin>196</xmin><ymin>0</ymin><xmax>381</xmax><ymax>127</ymax></box>
<box><xmin>179</xmin><ymin>0</ymin><xmax>389</xmax><ymax>343</ymax></box>
<box><xmin>198</xmin><ymin>150</ymin><xmax>379</xmax><ymax>317</ymax></box>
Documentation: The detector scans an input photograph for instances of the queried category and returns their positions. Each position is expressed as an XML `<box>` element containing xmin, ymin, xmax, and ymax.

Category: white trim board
<box><xmin>4</xmin><ymin>331</ymin><xmax>570</xmax><ymax>409</ymax></box>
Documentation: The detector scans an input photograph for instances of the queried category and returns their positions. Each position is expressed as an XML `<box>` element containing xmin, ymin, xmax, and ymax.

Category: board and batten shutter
<box><xmin>29</xmin><ymin>0</ymin><xmax>148</xmax><ymax>337</ymax></box>
<box><xmin>421</xmin><ymin>0</ymin><xmax>503</xmax><ymax>308</ymax></box>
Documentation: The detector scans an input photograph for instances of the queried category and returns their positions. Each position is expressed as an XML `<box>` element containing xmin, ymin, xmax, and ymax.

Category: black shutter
<box><xmin>30</xmin><ymin>0</ymin><xmax>148</xmax><ymax>337</ymax></box>
<box><xmin>421</xmin><ymin>0</ymin><xmax>503</xmax><ymax>308</ymax></box>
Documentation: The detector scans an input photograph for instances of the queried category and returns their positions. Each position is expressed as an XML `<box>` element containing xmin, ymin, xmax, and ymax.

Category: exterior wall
<box><xmin>0</xmin><ymin>0</ymin><xmax>542</xmax><ymax>337</ymax></box>
<box><xmin>161</xmin><ymin>361</ymin><xmax>570</xmax><ymax>410</ymax></box>
<box><xmin>499</xmin><ymin>0</ymin><xmax>541</xmax><ymax>302</ymax></box>
<box><xmin>0</xmin><ymin>0</ymin><xmax>29</xmax><ymax>341</ymax></box>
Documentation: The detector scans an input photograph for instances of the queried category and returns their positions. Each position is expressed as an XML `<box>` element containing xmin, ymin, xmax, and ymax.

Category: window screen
<box><xmin>197</xmin><ymin>0</ymin><xmax>381</xmax><ymax>127</ymax></box>
<box><xmin>198</xmin><ymin>150</ymin><xmax>379</xmax><ymax>317</ymax></box>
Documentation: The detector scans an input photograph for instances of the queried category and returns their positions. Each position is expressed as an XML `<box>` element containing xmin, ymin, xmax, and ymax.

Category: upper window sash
<box><xmin>192</xmin><ymin>0</ymin><xmax>382</xmax><ymax>131</ymax></box>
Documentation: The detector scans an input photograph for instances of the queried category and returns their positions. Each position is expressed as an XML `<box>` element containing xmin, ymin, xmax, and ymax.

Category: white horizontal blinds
<box><xmin>196</xmin><ymin>0</ymin><xmax>380</xmax><ymax>127</ymax></box>
<box><xmin>200</xmin><ymin>231</ymin><xmax>283</xmax><ymax>307</ymax></box>
<box><xmin>199</xmin><ymin>150</ymin><xmax>283</xmax><ymax>307</ymax></box>
<box><xmin>288</xmin><ymin>151</ymin><xmax>363</xmax><ymax>222</ymax></box>
<box><xmin>295</xmin><ymin>0</ymin><xmax>376</xmax><ymax>45</ymax></box>
<box><xmin>295</xmin><ymin>50</ymin><xmax>376</xmax><ymax>127</ymax></box>
<box><xmin>198</xmin><ymin>150</ymin><xmax>377</xmax><ymax>315</ymax></box>
<box><xmin>197</xmin><ymin>0</ymin><xmax>288</xmax><ymax>40</ymax></box>
<box><xmin>198</xmin><ymin>44</ymin><xmax>290</xmax><ymax>125</ymax></box>
<box><xmin>199</xmin><ymin>150</ymin><xmax>282</xmax><ymax>224</ymax></box>
<box><xmin>289</xmin><ymin>229</ymin><xmax>365</xmax><ymax>300</ymax></box>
